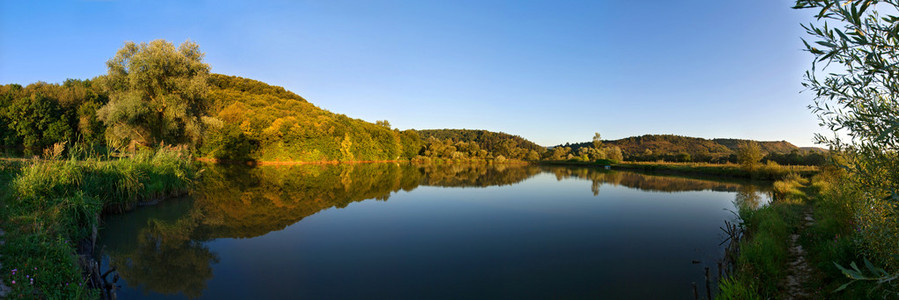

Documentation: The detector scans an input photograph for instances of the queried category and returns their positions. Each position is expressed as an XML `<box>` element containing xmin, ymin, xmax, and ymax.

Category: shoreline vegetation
<box><xmin>716</xmin><ymin>167</ymin><xmax>879</xmax><ymax>299</ymax></box>
<box><xmin>0</xmin><ymin>146</ymin><xmax>197</xmax><ymax>299</ymax></box>
<box><xmin>541</xmin><ymin>160</ymin><xmax>819</xmax><ymax>180</ymax></box>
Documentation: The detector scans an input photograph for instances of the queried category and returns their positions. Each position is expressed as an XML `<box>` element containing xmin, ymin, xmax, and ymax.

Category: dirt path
<box><xmin>782</xmin><ymin>210</ymin><xmax>816</xmax><ymax>300</ymax></box>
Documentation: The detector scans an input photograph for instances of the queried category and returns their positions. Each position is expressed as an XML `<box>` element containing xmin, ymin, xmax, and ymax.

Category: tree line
<box><xmin>558</xmin><ymin>134</ymin><xmax>826</xmax><ymax>165</ymax></box>
<box><xmin>0</xmin><ymin>39</ymin><xmax>827</xmax><ymax>167</ymax></box>
<box><xmin>0</xmin><ymin>40</ymin><xmax>547</xmax><ymax>162</ymax></box>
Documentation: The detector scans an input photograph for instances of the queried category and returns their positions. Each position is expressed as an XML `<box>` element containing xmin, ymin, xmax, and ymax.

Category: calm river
<box><xmin>97</xmin><ymin>163</ymin><xmax>770</xmax><ymax>299</ymax></box>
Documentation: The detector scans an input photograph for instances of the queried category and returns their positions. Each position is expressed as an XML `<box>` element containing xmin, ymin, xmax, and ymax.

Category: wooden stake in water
<box><xmin>717</xmin><ymin>262</ymin><xmax>722</xmax><ymax>280</ymax></box>
<box><xmin>692</xmin><ymin>282</ymin><xmax>698</xmax><ymax>300</ymax></box>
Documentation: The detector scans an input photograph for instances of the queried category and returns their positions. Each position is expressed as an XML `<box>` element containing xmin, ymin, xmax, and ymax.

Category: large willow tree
<box><xmin>98</xmin><ymin>40</ymin><xmax>210</xmax><ymax>148</ymax></box>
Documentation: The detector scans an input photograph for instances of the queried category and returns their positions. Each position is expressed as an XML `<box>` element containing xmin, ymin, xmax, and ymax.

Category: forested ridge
<box><xmin>0</xmin><ymin>76</ymin><xmax>825</xmax><ymax>165</ymax></box>
<box><xmin>557</xmin><ymin>134</ymin><xmax>826</xmax><ymax>165</ymax></box>
<box><xmin>202</xmin><ymin>74</ymin><xmax>422</xmax><ymax>161</ymax></box>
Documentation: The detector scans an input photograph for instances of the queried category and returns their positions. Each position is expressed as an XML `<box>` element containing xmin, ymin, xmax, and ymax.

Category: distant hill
<box><xmin>800</xmin><ymin>147</ymin><xmax>827</xmax><ymax>153</ymax></box>
<box><xmin>416</xmin><ymin>129</ymin><xmax>544</xmax><ymax>153</ymax></box>
<box><xmin>712</xmin><ymin>139</ymin><xmax>798</xmax><ymax>154</ymax></box>
<box><xmin>558</xmin><ymin>134</ymin><xmax>821</xmax><ymax>163</ymax></box>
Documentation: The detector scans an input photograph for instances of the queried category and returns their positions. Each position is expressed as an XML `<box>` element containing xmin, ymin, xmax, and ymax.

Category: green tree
<box><xmin>607</xmin><ymin>146</ymin><xmax>624</xmax><ymax>162</ymax></box>
<box><xmin>736</xmin><ymin>141</ymin><xmax>763</xmax><ymax>172</ymax></box>
<box><xmin>593</xmin><ymin>132</ymin><xmax>603</xmax><ymax>149</ymax></box>
<box><xmin>7</xmin><ymin>93</ymin><xmax>72</xmax><ymax>153</ymax></box>
<box><xmin>97</xmin><ymin>40</ymin><xmax>210</xmax><ymax>148</ymax></box>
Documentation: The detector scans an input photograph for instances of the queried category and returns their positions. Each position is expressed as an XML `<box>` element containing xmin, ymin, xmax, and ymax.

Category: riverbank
<box><xmin>539</xmin><ymin>160</ymin><xmax>819</xmax><ymax>180</ymax></box>
<box><xmin>718</xmin><ymin>168</ymin><xmax>887</xmax><ymax>299</ymax></box>
<box><xmin>0</xmin><ymin>148</ymin><xmax>197</xmax><ymax>299</ymax></box>
<box><xmin>613</xmin><ymin>162</ymin><xmax>818</xmax><ymax>180</ymax></box>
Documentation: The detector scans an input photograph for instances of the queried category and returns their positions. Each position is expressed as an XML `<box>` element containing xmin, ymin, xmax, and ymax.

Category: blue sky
<box><xmin>0</xmin><ymin>0</ymin><xmax>822</xmax><ymax>147</ymax></box>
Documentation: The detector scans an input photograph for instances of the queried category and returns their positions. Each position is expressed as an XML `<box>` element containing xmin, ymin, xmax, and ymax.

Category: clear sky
<box><xmin>0</xmin><ymin>0</ymin><xmax>823</xmax><ymax>147</ymax></box>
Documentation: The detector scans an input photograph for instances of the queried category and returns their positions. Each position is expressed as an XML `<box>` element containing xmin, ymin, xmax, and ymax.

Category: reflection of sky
<box><xmin>104</xmin><ymin>169</ymin><xmax>768</xmax><ymax>299</ymax></box>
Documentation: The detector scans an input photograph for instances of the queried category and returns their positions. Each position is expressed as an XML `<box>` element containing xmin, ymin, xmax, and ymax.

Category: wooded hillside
<box><xmin>202</xmin><ymin>74</ymin><xmax>421</xmax><ymax>161</ymax></box>
<box><xmin>558</xmin><ymin>134</ymin><xmax>825</xmax><ymax>164</ymax></box>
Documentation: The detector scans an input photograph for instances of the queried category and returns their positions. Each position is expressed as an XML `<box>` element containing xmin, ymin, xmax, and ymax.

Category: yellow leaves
<box><xmin>262</xmin><ymin>117</ymin><xmax>298</xmax><ymax>139</ymax></box>
<box><xmin>218</xmin><ymin>102</ymin><xmax>250</xmax><ymax>124</ymax></box>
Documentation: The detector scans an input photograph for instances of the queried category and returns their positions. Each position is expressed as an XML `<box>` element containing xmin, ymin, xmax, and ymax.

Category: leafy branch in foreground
<box><xmin>795</xmin><ymin>0</ymin><xmax>899</xmax><ymax>295</ymax></box>
<box><xmin>795</xmin><ymin>0</ymin><xmax>899</xmax><ymax>195</ymax></box>
<box><xmin>833</xmin><ymin>258</ymin><xmax>899</xmax><ymax>293</ymax></box>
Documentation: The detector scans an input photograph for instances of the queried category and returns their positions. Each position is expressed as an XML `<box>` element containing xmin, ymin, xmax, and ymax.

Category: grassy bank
<box><xmin>718</xmin><ymin>168</ymin><xmax>892</xmax><ymax>299</ymax></box>
<box><xmin>613</xmin><ymin>161</ymin><xmax>818</xmax><ymax>180</ymax></box>
<box><xmin>718</xmin><ymin>174</ymin><xmax>807</xmax><ymax>299</ymax></box>
<box><xmin>0</xmin><ymin>147</ymin><xmax>197</xmax><ymax>299</ymax></box>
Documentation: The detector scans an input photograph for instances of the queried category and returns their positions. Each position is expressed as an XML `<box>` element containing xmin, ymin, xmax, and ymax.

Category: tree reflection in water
<box><xmin>110</xmin><ymin>213</ymin><xmax>218</xmax><ymax>298</ymax></box>
<box><xmin>99</xmin><ymin>163</ymin><xmax>769</xmax><ymax>298</ymax></box>
<box><xmin>543</xmin><ymin>166</ymin><xmax>769</xmax><ymax>195</ymax></box>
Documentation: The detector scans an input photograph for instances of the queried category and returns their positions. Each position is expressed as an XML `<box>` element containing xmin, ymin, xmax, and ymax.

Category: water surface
<box><xmin>97</xmin><ymin>163</ymin><xmax>769</xmax><ymax>299</ymax></box>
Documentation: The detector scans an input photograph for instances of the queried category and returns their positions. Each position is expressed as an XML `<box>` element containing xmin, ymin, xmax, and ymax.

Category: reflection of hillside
<box><xmin>543</xmin><ymin>166</ymin><xmax>746</xmax><ymax>194</ymax></box>
<box><xmin>194</xmin><ymin>163</ymin><xmax>541</xmax><ymax>239</ymax></box>
<box><xmin>417</xmin><ymin>164</ymin><xmax>541</xmax><ymax>187</ymax></box>
<box><xmin>194</xmin><ymin>163</ymin><xmax>420</xmax><ymax>239</ymax></box>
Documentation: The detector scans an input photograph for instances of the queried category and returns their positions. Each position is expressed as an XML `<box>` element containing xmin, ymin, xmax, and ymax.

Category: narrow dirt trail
<box><xmin>782</xmin><ymin>210</ymin><xmax>816</xmax><ymax>300</ymax></box>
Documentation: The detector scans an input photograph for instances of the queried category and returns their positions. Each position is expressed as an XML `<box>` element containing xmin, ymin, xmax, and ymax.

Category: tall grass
<box><xmin>719</xmin><ymin>167</ymin><xmax>896</xmax><ymax>299</ymax></box>
<box><xmin>772</xmin><ymin>172</ymin><xmax>808</xmax><ymax>203</ymax></box>
<box><xmin>718</xmin><ymin>174</ymin><xmax>806</xmax><ymax>299</ymax></box>
<box><xmin>720</xmin><ymin>203</ymin><xmax>800</xmax><ymax>298</ymax></box>
<box><xmin>0</xmin><ymin>146</ymin><xmax>197</xmax><ymax>298</ymax></box>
